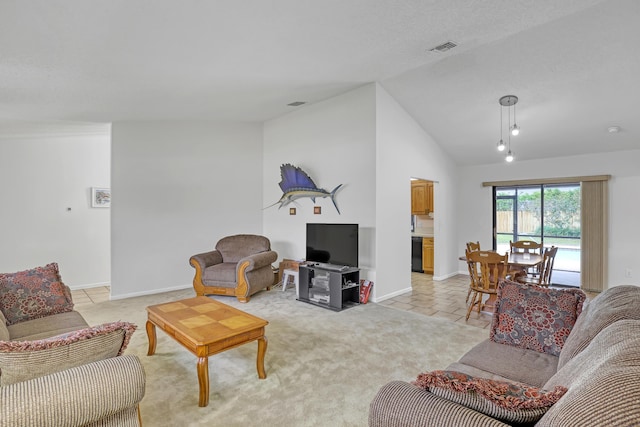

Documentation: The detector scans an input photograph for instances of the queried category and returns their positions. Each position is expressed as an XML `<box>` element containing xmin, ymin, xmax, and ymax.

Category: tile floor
<box><xmin>70</xmin><ymin>286</ymin><xmax>111</xmax><ymax>305</ymax></box>
<box><xmin>379</xmin><ymin>273</ymin><xmax>495</xmax><ymax>329</ymax></box>
<box><xmin>379</xmin><ymin>272</ymin><xmax>598</xmax><ymax>330</ymax></box>
<box><xmin>73</xmin><ymin>274</ymin><xmax>596</xmax><ymax>331</ymax></box>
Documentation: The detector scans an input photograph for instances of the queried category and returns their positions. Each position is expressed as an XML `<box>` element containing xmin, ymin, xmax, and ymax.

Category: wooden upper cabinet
<box><xmin>411</xmin><ymin>180</ymin><xmax>433</xmax><ymax>215</ymax></box>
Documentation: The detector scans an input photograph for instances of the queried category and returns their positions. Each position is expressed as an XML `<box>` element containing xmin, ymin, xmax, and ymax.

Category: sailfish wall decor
<box><xmin>266</xmin><ymin>164</ymin><xmax>343</xmax><ymax>214</ymax></box>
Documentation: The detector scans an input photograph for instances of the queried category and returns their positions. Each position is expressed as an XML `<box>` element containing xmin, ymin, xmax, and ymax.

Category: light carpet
<box><xmin>76</xmin><ymin>287</ymin><xmax>487</xmax><ymax>427</ymax></box>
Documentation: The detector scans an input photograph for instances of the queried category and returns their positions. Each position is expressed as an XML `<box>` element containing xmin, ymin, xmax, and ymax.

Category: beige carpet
<box><xmin>76</xmin><ymin>287</ymin><xmax>487</xmax><ymax>427</ymax></box>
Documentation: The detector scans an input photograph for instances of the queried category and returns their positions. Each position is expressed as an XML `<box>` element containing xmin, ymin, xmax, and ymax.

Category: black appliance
<box><xmin>411</xmin><ymin>236</ymin><xmax>423</xmax><ymax>272</ymax></box>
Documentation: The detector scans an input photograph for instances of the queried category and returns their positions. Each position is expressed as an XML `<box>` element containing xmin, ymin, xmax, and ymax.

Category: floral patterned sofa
<box><xmin>0</xmin><ymin>263</ymin><xmax>145</xmax><ymax>427</ymax></box>
<box><xmin>369</xmin><ymin>281</ymin><xmax>640</xmax><ymax>426</ymax></box>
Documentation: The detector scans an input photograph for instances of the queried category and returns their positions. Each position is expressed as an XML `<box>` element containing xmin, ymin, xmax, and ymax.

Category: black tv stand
<box><xmin>298</xmin><ymin>264</ymin><xmax>360</xmax><ymax>311</ymax></box>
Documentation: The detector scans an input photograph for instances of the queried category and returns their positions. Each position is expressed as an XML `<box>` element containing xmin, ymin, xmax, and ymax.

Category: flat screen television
<box><xmin>306</xmin><ymin>223</ymin><xmax>359</xmax><ymax>267</ymax></box>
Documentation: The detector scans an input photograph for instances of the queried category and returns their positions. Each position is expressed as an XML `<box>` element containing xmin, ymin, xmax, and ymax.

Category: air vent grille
<box><xmin>429</xmin><ymin>41</ymin><xmax>458</xmax><ymax>53</ymax></box>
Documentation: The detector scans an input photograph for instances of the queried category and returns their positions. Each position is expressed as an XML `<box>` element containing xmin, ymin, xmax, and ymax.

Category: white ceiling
<box><xmin>1</xmin><ymin>0</ymin><xmax>638</xmax><ymax>165</ymax></box>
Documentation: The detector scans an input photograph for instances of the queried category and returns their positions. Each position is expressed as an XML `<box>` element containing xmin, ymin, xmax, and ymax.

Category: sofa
<box><xmin>0</xmin><ymin>263</ymin><xmax>145</xmax><ymax>427</ymax></box>
<box><xmin>370</xmin><ymin>282</ymin><xmax>640</xmax><ymax>426</ymax></box>
<box><xmin>190</xmin><ymin>234</ymin><xmax>278</xmax><ymax>302</ymax></box>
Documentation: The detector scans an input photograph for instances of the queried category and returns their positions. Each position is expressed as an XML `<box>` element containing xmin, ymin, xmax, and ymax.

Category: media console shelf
<box><xmin>298</xmin><ymin>265</ymin><xmax>360</xmax><ymax>311</ymax></box>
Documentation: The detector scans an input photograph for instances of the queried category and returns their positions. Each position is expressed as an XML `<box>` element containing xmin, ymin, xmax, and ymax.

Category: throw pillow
<box><xmin>412</xmin><ymin>370</ymin><xmax>567</xmax><ymax>424</ymax></box>
<box><xmin>0</xmin><ymin>263</ymin><xmax>74</xmax><ymax>325</ymax></box>
<box><xmin>0</xmin><ymin>321</ymin><xmax>136</xmax><ymax>385</ymax></box>
<box><xmin>490</xmin><ymin>280</ymin><xmax>586</xmax><ymax>356</ymax></box>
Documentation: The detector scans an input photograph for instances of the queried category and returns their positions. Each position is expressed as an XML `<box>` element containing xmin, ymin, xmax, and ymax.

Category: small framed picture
<box><xmin>289</xmin><ymin>207</ymin><xmax>296</xmax><ymax>215</ymax></box>
<box><xmin>91</xmin><ymin>187</ymin><xmax>111</xmax><ymax>208</ymax></box>
<box><xmin>314</xmin><ymin>206</ymin><xmax>321</xmax><ymax>215</ymax></box>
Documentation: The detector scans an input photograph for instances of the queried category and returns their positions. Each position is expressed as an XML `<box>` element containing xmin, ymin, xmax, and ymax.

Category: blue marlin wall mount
<box><xmin>266</xmin><ymin>163</ymin><xmax>343</xmax><ymax>214</ymax></box>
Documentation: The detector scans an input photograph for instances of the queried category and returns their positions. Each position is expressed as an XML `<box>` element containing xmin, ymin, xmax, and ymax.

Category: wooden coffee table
<box><xmin>145</xmin><ymin>296</ymin><xmax>268</xmax><ymax>407</ymax></box>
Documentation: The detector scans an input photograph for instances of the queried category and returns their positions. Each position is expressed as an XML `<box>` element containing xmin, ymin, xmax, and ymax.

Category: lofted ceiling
<box><xmin>1</xmin><ymin>0</ymin><xmax>638</xmax><ymax>165</ymax></box>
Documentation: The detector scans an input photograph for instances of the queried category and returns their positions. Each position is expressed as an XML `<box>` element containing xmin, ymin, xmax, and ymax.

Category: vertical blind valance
<box><xmin>482</xmin><ymin>175</ymin><xmax>610</xmax><ymax>187</ymax></box>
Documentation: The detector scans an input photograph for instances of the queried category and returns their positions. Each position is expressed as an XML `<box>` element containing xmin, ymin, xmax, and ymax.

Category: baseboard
<box><xmin>371</xmin><ymin>286</ymin><xmax>412</xmax><ymax>303</ymax></box>
<box><xmin>110</xmin><ymin>283</ymin><xmax>193</xmax><ymax>300</ymax></box>
<box><xmin>68</xmin><ymin>282</ymin><xmax>110</xmax><ymax>290</ymax></box>
<box><xmin>433</xmin><ymin>271</ymin><xmax>461</xmax><ymax>281</ymax></box>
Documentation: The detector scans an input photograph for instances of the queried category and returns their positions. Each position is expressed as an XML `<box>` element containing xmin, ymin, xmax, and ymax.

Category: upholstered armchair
<box><xmin>189</xmin><ymin>234</ymin><xmax>278</xmax><ymax>303</ymax></box>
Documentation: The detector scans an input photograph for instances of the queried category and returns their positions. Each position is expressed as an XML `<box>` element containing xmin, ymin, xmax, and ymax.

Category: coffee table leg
<box><xmin>257</xmin><ymin>336</ymin><xmax>268</xmax><ymax>379</ymax></box>
<box><xmin>197</xmin><ymin>356</ymin><xmax>209</xmax><ymax>407</ymax></box>
<box><xmin>146</xmin><ymin>321</ymin><xmax>157</xmax><ymax>356</ymax></box>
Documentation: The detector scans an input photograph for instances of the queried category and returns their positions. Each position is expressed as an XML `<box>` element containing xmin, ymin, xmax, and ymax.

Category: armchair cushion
<box><xmin>490</xmin><ymin>280</ymin><xmax>586</xmax><ymax>356</ymax></box>
<box><xmin>203</xmin><ymin>263</ymin><xmax>237</xmax><ymax>285</ymax></box>
<box><xmin>0</xmin><ymin>263</ymin><xmax>74</xmax><ymax>326</ymax></box>
<box><xmin>0</xmin><ymin>321</ymin><xmax>136</xmax><ymax>385</ymax></box>
<box><xmin>412</xmin><ymin>370</ymin><xmax>567</xmax><ymax>424</ymax></box>
<box><xmin>7</xmin><ymin>310</ymin><xmax>88</xmax><ymax>341</ymax></box>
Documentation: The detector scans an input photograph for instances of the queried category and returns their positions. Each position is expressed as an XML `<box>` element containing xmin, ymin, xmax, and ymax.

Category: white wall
<box><xmin>110</xmin><ymin>121</ymin><xmax>264</xmax><ymax>299</ymax></box>
<box><xmin>375</xmin><ymin>84</ymin><xmax>460</xmax><ymax>300</ymax></box>
<box><xmin>457</xmin><ymin>149</ymin><xmax>640</xmax><ymax>289</ymax></box>
<box><xmin>263</xmin><ymin>85</ymin><xmax>377</xmax><ymax>280</ymax></box>
<box><xmin>0</xmin><ymin>123</ymin><xmax>111</xmax><ymax>288</ymax></box>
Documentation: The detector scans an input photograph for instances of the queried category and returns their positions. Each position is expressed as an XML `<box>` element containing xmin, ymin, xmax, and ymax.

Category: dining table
<box><xmin>458</xmin><ymin>252</ymin><xmax>543</xmax><ymax>268</ymax></box>
<box><xmin>460</xmin><ymin>251</ymin><xmax>544</xmax><ymax>314</ymax></box>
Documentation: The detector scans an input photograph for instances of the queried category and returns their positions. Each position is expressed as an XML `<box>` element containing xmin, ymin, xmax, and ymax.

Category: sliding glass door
<box><xmin>494</xmin><ymin>183</ymin><xmax>581</xmax><ymax>286</ymax></box>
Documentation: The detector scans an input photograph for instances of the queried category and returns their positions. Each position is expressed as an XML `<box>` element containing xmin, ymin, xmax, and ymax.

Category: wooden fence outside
<box><xmin>497</xmin><ymin>211</ymin><xmax>537</xmax><ymax>233</ymax></box>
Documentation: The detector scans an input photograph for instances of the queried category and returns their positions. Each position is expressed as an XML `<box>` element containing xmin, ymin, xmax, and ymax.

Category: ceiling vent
<box><xmin>287</xmin><ymin>101</ymin><xmax>306</xmax><ymax>107</ymax></box>
<box><xmin>429</xmin><ymin>41</ymin><xmax>458</xmax><ymax>53</ymax></box>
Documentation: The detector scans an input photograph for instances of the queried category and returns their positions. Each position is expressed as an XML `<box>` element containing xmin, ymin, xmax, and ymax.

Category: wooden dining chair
<box><xmin>464</xmin><ymin>242</ymin><xmax>481</xmax><ymax>302</ymax></box>
<box><xmin>521</xmin><ymin>246</ymin><xmax>558</xmax><ymax>287</ymax></box>
<box><xmin>465</xmin><ymin>250</ymin><xmax>509</xmax><ymax>321</ymax></box>
<box><xmin>509</xmin><ymin>240</ymin><xmax>543</xmax><ymax>254</ymax></box>
<box><xmin>510</xmin><ymin>240</ymin><xmax>543</xmax><ymax>277</ymax></box>
<box><xmin>466</xmin><ymin>241</ymin><xmax>481</xmax><ymax>252</ymax></box>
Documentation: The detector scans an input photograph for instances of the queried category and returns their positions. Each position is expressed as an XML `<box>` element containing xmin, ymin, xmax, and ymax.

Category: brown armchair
<box><xmin>189</xmin><ymin>234</ymin><xmax>278</xmax><ymax>303</ymax></box>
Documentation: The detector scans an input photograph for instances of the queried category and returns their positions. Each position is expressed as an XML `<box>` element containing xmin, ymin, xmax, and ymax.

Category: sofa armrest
<box><xmin>190</xmin><ymin>250</ymin><xmax>223</xmax><ymax>270</ymax></box>
<box><xmin>369</xmin><ymin>381</ymin><xmax>510</xmax><ymax>427</ymax></box>
<box><xmin>0</xmin><ymin>355</ymin><xmax>145</xmax><ymax>427</ymax></box>
<box><xmin>238</xmin><ymin>251</ymin><xmax>278</xmax><ymax>273</ymax></box>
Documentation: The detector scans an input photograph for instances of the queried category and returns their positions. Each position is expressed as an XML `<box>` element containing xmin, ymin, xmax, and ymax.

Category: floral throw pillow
<box><xmin>412</xmin><ymin>370</ymin><xmax>567</xmax><ymax>424</ymax></box>
<box><xmin>0</xmin><ymin>263</ymin><xmax>74</xmax><ymax>325</ymax></box>
<box><xmin>490</xmin><ymin>280</ymin><xmax>586</xmax><ymax>356</ymax></box>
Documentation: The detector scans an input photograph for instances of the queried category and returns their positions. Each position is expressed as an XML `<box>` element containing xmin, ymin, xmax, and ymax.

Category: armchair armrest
<box><xmin>237</xmin><ymin>250</ymin><xmax>278</xmax><ymax>273</ymax></box>
<box><xmin>0</xmin><ymin>354</ymin><xmax>145</xmax><ymax>427</ymax></box>
<box><xmin>189</xmin><ymin>250</ymin><xmax>223</xmax><ymax>270</ymax></box>
<box><xmin>369</xmin><ymin>381</ymin><xmax>509</xmax><ymax>427</ymax></box>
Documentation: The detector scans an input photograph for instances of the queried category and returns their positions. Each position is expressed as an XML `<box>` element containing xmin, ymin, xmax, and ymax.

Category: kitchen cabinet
<box><xmin>422</xmin><ymin>237</ymin><xmax>434</xmax><ymax>274</ymax></box>
<box><xmin>411</xmin><ymin>180</ymin><xmax>433</xmax><ymax>214</ymax></box>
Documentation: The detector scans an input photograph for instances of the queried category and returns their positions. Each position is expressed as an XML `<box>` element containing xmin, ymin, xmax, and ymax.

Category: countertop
<box><xmin>411</xmin><ymin>233</ymin><xmax>434</xmax><ymax>238</ymax></box>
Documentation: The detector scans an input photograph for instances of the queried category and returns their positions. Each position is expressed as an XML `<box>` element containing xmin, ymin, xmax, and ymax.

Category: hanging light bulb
<box><xmin>505</xmin><ymin>150</ymin><xmax>514</xmax><ymax>162</ymax></box>
<box><xmin>510</xmin><ymin>101</ymin><xmax>520</xmax><ymax>136</ymax></box>
<box><xmin>497</xmin><ymin>139</ymin><xmax>505</xmax><ymax>151</ymax></box>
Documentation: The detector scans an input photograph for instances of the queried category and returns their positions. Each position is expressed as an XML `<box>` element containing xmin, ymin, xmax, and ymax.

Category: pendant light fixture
<box><xmin>498</xmin><ymin>95</ymin><xmax>519</xmax><ymax>162</ymax></box>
